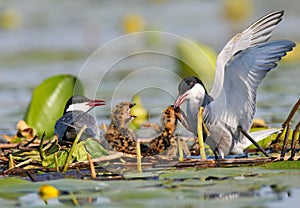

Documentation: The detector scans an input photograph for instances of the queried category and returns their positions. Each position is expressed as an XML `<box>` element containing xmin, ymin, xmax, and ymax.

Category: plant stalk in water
<box><xmin>178</xmin><ymin>139</ymin><xmax>184</xmax><ymax>162</ymax></box>
<box><xmin>62</xmin><ymin>125</ymin><xmax>87</xmax><ymax>173</ymax></box>
<box><xmin>39</xmin><ymin>132</ymin><xmax>46</xmax><ymax>160</ymax></box>
<box><xmin>198</xmin><ymin>107</ymin><xmax>206</xmax><ymax>160</ymax></box>
<box><xmin>136</xmin><ymin>139</ymin><xmax>142</xmax><ymax>173</ymax></box>
<box><xmin>54</xmin><ymin>152</ymin><xmax>59</xmax><ymax>172</ymax></box>
<box><xmin>88</xmin><ymin>153</ymin><xmax>97</xmax><ymax>179</ymax></box>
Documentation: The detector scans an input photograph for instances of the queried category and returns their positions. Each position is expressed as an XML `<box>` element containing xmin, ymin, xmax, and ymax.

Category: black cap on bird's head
<box><xmin>63</xmin><ymin>95</ymin><xmax>106</xmax><ymax>114</ymax></box>
<box><xmin>178</xmin><ymin>76</ymin><xmax>206</xmax><ymax>95</ymax></box>
<box><xmin>174</xmin><ymin>76</ymin><xmax>208</xmax><ymax>109</ymax></box>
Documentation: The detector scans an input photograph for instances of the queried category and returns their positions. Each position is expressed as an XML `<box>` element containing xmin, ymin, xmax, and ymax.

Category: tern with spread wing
<box><xmin>174</xmin><ymin>11</ymin><xmax>295</xmax><ymax>158</ymax></box>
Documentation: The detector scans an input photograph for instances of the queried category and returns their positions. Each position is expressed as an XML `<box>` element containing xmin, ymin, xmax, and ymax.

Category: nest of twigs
<box><xmin>0</xmin><ymin>99</ymin><xmax>299</xmax><ymax>181</ymax></box>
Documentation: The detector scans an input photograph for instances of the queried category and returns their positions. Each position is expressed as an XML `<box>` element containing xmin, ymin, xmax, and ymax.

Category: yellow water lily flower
<box><xmin>122</xmin><ymin>14</ymin><xmax>144</xmax><ymax>34</ymax></box>
<box><xmin>38</xmin><ymin>184</ymin><xmax>60</xmax><ymax>201</ymax></box>
<box><xmin>0</xmin><ymin>8</ymin><xmax>22</xmax><ymax>30</ymax></box>
<box><xmin>129</xmin><ymin>95</ymin><xmax>149</xmax><ymax>130</ymax></box>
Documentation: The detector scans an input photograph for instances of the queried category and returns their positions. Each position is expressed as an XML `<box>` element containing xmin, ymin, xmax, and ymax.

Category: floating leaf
<box><xmin>72</xmin><ymin>141</ymin><xmax>88</xmax><ymax>162</ymax></box>
<box><xmin>260</xmin><ymin>161</ymin><xmax>300</xmax><ymax>169</ymax></box>
<box><xmin>0</xmin><ymin>177</ymin><xmax>30</xmax><ymax>199</ymax></box>
<box><xmin>84</xmin><ymin>138</ymin><xmax>110</xmax><ymax>159</ymax></box>
<box><xmin>24</xmin><ymin>74</ymin><xmax>84</xmax><ymax>139</ymax></box>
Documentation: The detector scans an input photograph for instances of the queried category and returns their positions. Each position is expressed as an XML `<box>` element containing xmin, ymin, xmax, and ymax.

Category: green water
<box><xmin>1</xmin><ymin>167</ymin><xmax>300</xmax><ymax>207</ymax></box>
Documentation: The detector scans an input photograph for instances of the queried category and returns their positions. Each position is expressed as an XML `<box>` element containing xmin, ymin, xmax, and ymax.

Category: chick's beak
<box><xmin>174</xmin><ymin>106</ymin><xmax>191</xmax><ymax>131</ymax></box>
<box><xmin>129</xmin><ymin>103</ymin><xmax>137</xmax><ymax>118</ymax></box>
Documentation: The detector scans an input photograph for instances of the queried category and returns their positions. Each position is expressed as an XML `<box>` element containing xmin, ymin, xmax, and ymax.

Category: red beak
<box><xmin>174</xmin><ymin>93</ymin><xmax>188</xmax><ymax>109</ymax></box>
<box><xmin>88</xmin><ymin>99</ymin><xmax>106</xmax><ymax>107</ymax></box>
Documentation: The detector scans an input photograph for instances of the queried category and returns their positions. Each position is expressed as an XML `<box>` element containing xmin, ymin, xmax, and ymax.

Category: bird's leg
<box><xmin>213</xmin><ymin>149</ymin><xmax>221</xmax><ymax>167</ymax></box>
<box><xmin>238</xmin><ymin>126</ymin><xmax>270</xmax><ymax>157</ymax></box>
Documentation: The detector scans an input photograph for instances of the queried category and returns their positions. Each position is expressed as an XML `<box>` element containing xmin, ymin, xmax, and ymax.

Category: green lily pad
<box><xmin>260</xmin><ymin>161</ymin><xmax>300</xmax><ymax>169</ymax></box>
<box><xmin>0</xmin><ymin>177</ymin><xmax>30</xmax><ymax>199</ymax></box>
<box><xmin>24</xmin><ymin>74</ymin><xmax>84</xmax><ymax>139</ymax></box>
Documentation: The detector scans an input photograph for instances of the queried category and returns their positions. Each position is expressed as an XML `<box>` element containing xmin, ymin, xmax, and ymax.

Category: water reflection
<box><xmin>12</xmin><ymin>185</ymin><xmax>296</xmax><ymax>207</ymax></box>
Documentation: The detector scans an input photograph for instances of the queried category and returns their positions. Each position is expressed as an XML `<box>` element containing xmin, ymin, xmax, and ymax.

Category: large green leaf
<box><xmin>24</xmin><ymin>74</ymin><xmax>84</xmax><ymax>139</ymax></box>
<box><xmin>176</xmin><ymin>40</ymin><xmax>217</xmax><ymax>91</ymax></box>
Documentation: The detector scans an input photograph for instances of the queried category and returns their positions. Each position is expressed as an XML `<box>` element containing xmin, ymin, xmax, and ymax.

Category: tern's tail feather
<box><xmin>243</xmin><ymin>128</ymin><xmax>281</xmax><ymax>149</ymax></box>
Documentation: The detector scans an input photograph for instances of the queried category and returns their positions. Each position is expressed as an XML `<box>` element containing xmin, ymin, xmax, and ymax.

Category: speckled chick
<box><xmin>105</xmin><ymin>102</ymin><xmax>148</xmax><ymax>154</ymax></box>
<box><xmin>147</xmin><ymin>105</ymin><xmax>181</xmax><ymax>156</ymax></box>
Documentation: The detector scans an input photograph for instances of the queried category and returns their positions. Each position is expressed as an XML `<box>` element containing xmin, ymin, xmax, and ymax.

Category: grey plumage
<box><xmin>204</xmin><ymin>40</ymin><xmax>295</xmax><ymax>156</ymax></box>
<box><xmin>175</xmin><ymin>11</ymin><xmax>295</xmax><ymax>158</ymax></box>
<box><xmin>55</xmin><ymin>111</ymin><xmax>100</xmax><ymax>142</ymax></box>
<box><xmin>54</xmin><ymin>95</ymin><xmax>105</xmax><ymax>142</ymax></box>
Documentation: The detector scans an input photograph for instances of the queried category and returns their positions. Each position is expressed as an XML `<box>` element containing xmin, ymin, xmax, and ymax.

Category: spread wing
<box><xmin>204</xmin><ymin>40</ymin><xmax>295</xmax><ymax>134</ymax></box>
<box><xmin>210</xmin><ymin>10</ymin><xmax>284</xmax><ymax>99</ymax></box>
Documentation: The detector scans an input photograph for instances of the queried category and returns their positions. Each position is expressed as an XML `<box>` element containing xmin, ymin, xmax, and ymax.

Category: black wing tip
<box><xmin>275</xmin><ymin>10</ymin><xmax>284</xmax><ymax>15</ymax></box>
<box><xmin>262</xmin><ymin>10</ymin><xmax>284</xmax><ymax>23</ymax></box>
<box><xmin>269</xmin><ymin>10</ymin><xmax>284</xmax><ymax>17</ymax></box>
<box><xmin>250</xmin><ymin>10</ymin><xmax>285</xmax><ymax>33</ymax></box>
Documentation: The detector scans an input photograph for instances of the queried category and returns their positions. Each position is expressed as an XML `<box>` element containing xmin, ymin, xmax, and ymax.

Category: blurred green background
<box><xmin>0</xmin><ymin>0</ymin><xmax>299</xmax><ymax>132</ymax></box>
